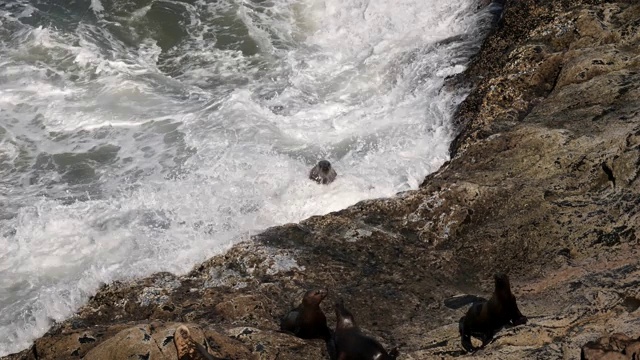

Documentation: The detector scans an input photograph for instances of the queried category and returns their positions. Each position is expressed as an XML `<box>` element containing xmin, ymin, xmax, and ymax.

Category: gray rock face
<box><xmin>4</xmin><ymin>1</ymin><xmax>640</xmax><ymax>359</ymax></box>
<box><xmin>581</xmin><ymin>333</ymin><xmax>640</xmax><ymax>360</ymax></box>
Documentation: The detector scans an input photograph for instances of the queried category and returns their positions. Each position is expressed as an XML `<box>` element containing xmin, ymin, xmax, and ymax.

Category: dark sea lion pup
<box><xmin>309</xmin><ymin>160</ymin><xmax>337</xmax><ymax>184</ymax></box>
<box><xmin>174</xmin><ymin>325</ymin><xmax>226</xmax><ymax>360</ymax></box>
<box><xmin>331</xmin><ymin>299</ymin><xmax>399</xmax><ymax>360</ymax></box>
<box><xmin>280</xmin><ymin>289</ymin><xmax>332</xmax><ymax>341</ymax></box>
<box><xmin>459</xmin><ymin>272</ymin><xmax>528</xmax><ymax>353</ymax></box>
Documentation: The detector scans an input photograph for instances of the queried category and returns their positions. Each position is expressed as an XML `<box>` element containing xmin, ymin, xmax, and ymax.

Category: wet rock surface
<box><xmin>581</xmin><ymin>333</ymin><xmax>640</xmax><ymax>360</ymax></box>
<box><xmin>5</xmin><ymin>0</ymin><xmax>640</xmax><ymax>359</ymax></box>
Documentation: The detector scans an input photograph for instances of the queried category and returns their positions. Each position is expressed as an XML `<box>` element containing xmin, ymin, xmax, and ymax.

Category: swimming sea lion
<box><xmin>309</xmin><ymin>160</ymin><xmax>337</xmax><ymax>184</ymax></box>
<box><xmin>280</xmin><ymin>289</ymin><xmax>332</xmax><ymax>341</ymax></box>
<box><xmin>332</xmin><ymin>299</ymin><xmax>399</xmax><ymax>360</ymax></box>
<box><xmin>174</xmin><ymin>325</ymin><xmax>224</xmax><ymax>360</ymax></box>
<box><xmin>459</xmin><ymin>273</ymin><xmax>528</xmax><ymax>353</ymax></box>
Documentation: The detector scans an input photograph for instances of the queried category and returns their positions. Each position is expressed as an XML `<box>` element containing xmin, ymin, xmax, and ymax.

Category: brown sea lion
<box><xmin>309</xmin><ymin>160</ymin><xmax>337</xmax><ymax>184</ymax></box>
<box><xmin>280</xmin><ymin>289</ymin><xmax>332</xmax><ymax>341</ymax></box>
<box><xmin>174</xmin><ymin>325</ymin><xmax>225</xmax><ymax>360</ymax></box>
<box><xmin>459</xmin><ymin>273</ymin><xmax>528</xmax><ymax>353</ymax></box>
<box><xmin>331</xmin><ymin>299</ymin><xmax>399</xmax><ymax>360</ymax></box>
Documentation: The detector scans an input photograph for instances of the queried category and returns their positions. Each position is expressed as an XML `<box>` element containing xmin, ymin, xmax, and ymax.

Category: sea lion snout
<box><xmin>315</xmin><ymin>288</ymin><xmax>328</xmax><ymax>298</ymax></box>
<box><xmin>303</xmin><ymin>288</ymin><xmax>328</xmax><ymax>305</ymax></box>
<box><xmin>512</xmin><ymin>315</ymin><xmax>528</xmax><ymax>326</ymax></box>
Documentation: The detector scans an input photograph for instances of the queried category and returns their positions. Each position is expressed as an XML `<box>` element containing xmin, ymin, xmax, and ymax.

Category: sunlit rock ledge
<box><xmin>6</xmin><ymin>0</ymin><xmax>640</xmax><ymax>359</ymax></box>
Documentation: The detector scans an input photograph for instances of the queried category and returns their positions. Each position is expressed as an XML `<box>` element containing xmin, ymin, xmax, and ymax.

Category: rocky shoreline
<box><xmin>6</xmin><ymin>0</ymin><xmax>640</xmax><ymax>359</ymax></box>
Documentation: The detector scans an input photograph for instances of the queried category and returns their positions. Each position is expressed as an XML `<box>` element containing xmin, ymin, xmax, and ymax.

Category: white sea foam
<box><xmin>0</xmin><ymin>0</ymin><xmax>495</xmax><ymax>355</ymax></box>
<box><xmin>90</xmin><ymin>0</ymin><xmax>104</xmax><ymax>14</ymax></box>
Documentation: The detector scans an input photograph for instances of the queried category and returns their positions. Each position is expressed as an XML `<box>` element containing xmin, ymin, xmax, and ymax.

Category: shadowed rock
<box><xmin>581</xmin><ymin>333</ymin><xmax>640</xmax><ymax>360</ymax></box>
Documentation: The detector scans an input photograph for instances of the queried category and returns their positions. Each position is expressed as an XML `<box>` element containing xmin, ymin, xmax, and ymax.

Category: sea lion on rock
<box><xmin>332</xmin><ymin>299</ymin><xmax>399</xmax><ymax>360</ymax></box>
<box><xmin>459</xmin><ymin>273</ymin><xmax>528</xmax><ymax>353</ymax></box>
<box><xmin>280</xmin><ymin>289</ymin><xmax>332</xmax><ymax>341</ymax></box>
<box><xmin>309</xmin><ymin>160</ymin><xmax>337</xmax><ymax>184</ymax></box>
<box><xmin>174</xmin><ymin>325</ymin><xmax>224</xmax><ymax>360</ymax></box>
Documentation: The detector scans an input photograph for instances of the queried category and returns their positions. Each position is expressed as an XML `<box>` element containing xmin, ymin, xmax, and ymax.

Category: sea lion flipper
<box><xmin>322</xmin><ymin>325</ymin><xmax>333</xmax><ymax>341</ymax></box>
<box><xmin>326</xmin><ymin>168</ymin><xmax>337</xmax><ymax>183</ymax></box>
<box><xmin>292</xmin><ymin>325</ymin><xmax>302</xmax><ymax>336</ymax></box>
<box><xmin>509</xmin><ymin>297</ymin><xmax>527</xmax><ymax>325</ymax></box>
<box><xmin>512</xmin><ymin>315</ymin><xmax>528</xmax><ymax>326</ymax></box>
<box><xmin>326</xmin><ymin>336</ymin><xmax>338</xmax><ymax>360</ymax></box>
<box><xmin>480</xmin><ymin>334</ymin><xmax>494</xmax><ymax>348</ymax></box>
<box><xmin>279</xmin><ymin>309</ymin><xmax>300</xmax><ymax>332</ymax></box>
<box><xmin>461</xmin><ymin>335</ymin><xmax>475</xmax><ymax>353</ymax></box>
<box><xmin>459</xmin><ymin>316</ymin><xmax>475</xmax><ymax>353</ymax></box>
<box><xmin>444</xmin><ymin>294</ymin><xmax>487</xmax><ymax>309</ymax></box>
<box><xmin>388</xmin><ymin>346</ymin><xmax>400</xmax><ymax>359</ymax></box>
<box><xmin>388</xmin><ymin>341</ymin><xmax>405</xmax><ymax>358</ymax></box>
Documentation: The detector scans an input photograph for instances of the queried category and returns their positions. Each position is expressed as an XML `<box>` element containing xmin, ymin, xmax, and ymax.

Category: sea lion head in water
<box><xmin>280</xmin><ymin>289</ymin><xmax>332</xmax><ymax>341</ymax></box>
<box><xmin>319</xmin><ymin>160</ymin><xmax>332</xmax><ymax>172</ymax></box>
<box><xmin>309</xmin><ymin>160</ymin><xmax>337</xmax><ymax>185</ymax></box>
<box><xmin>459</xmin><ymin>272</ymin><xmax>527</xmax><ymax>353</ymax></box>
<box><xmin>332</xmin><ymin>299</ymin><xmax>399</xmax><ymax>360</ymax></box>
<box><xmin>174</xmin><ymin>325</ymin><xmax>223</xmax><ymax>360</ymax></box>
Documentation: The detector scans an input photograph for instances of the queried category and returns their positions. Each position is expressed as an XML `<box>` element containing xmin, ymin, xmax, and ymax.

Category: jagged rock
<box><xmin>84</xmin><ymin>323</ymin><xmax>251</xmax><ymax>360</ymax></box>
<box><xmin>581</xmin><ymin>333</ymin><xmax>640</xmax><ymax>360</ymax></box>
<box><xmin>227</xmin><ymin>327</ymin><xmax>326</xmax><ymax>359</ymax></box>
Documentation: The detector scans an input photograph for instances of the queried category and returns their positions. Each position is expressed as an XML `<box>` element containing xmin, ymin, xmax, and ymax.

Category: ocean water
<box><xmin>0</xmin><ymin>0</ymin><xmax>497</xmax><ymax>355</ymax></box>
